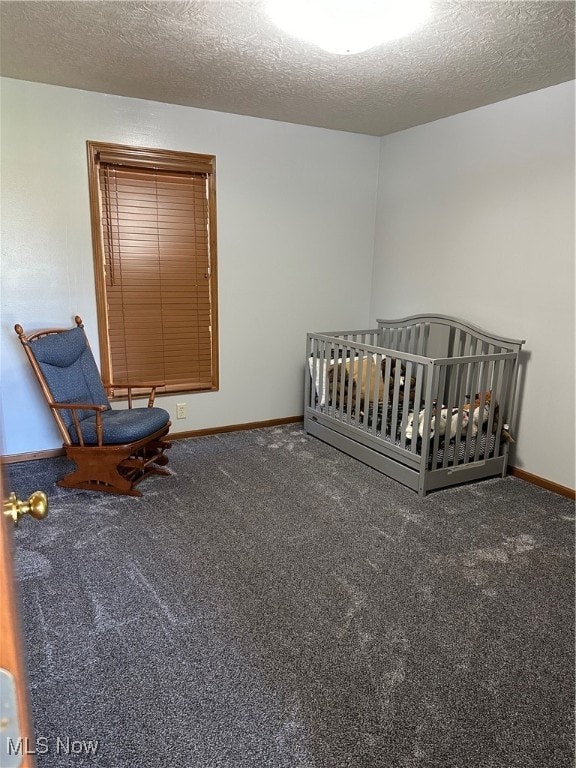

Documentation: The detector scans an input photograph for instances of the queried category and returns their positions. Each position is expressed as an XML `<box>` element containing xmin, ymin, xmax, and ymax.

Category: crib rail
<box><xmin>420</xmin><ymin>352</ymin><xmax>518</xmax><ymax>473</ymax></box>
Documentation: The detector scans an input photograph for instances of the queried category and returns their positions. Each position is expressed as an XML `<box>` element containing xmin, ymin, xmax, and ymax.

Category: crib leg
<box><xmin>501</xmin><ymin>445</ymin><xmax>509</xmax><ymax>478</ymax></box>
<box><xmin>418</xmin><ymin>475</ymin><xmax>426</xmax><ymax>497</ymax></box>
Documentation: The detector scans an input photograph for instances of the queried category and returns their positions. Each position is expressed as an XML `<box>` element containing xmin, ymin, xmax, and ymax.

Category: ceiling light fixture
<box><xmin>265</xmin><ymin>0</ymin><xmax>431</xmax><ymax>56</ymax></box>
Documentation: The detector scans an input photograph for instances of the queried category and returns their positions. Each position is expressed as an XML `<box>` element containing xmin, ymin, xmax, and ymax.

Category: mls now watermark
<box><xmin>7</xmin><ymin>736</ymin><xmax>100</xmax><ymax>756</ymax></box>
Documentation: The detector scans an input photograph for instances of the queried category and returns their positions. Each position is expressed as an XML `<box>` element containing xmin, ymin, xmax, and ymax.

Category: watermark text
<box><xmin>6</xmin><ymin>736</ymin><xmax>100</xmax><ymax>757</ymax></box>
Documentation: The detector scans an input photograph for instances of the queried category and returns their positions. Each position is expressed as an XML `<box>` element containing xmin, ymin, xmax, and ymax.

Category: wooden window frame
<box><xmin>86</xmin><ymin>140</ymin><xmax>219</xmax><ymax>397</ymax></box>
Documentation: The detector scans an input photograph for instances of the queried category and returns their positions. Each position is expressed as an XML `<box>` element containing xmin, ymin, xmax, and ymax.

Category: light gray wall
<box><xmin>0</xmin><ymin>78</ymin><xmax>379</xmax><ymax>455</ymax></box>
<box><xmin>2</xmin><ymin>77</ymin><xmax>573</xmax><ymax>491</ymax></box>
<box><xmin>371</xmin><ymin>81</ymin><xmax>575</xmax><ymax>489</ymax></box>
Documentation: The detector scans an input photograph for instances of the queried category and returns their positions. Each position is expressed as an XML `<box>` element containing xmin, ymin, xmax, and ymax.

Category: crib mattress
<box><xmin>385</xmin><ymin>429</ymin><xmax>497</xmax><ymax>467</ymax></box>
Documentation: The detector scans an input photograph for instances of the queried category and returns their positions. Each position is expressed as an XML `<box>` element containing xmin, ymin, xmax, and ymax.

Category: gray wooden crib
<box><xmin>305</xmin><ymin>314</ymin><xmax>525</xmax><ymax>496</ymax></box>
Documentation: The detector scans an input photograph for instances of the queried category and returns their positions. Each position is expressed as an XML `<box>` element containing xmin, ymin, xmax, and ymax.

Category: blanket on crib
<box><xmin>328</xmin><ymin>355</ymin><xmax>415</xmax><ymax>414</ymax></box>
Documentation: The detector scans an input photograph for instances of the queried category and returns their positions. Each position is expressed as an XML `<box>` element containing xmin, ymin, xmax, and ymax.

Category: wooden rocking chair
<box><xmin>15</xmin><ymin>316</ymin><xmax>172</xmax><ymax>497</ymax></box>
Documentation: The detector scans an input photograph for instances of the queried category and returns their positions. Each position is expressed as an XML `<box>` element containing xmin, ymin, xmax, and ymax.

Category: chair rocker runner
<box><xmin>15</xmin><ymin>316</ymin><xmax>172</xmax><ymax>497</ymax></box>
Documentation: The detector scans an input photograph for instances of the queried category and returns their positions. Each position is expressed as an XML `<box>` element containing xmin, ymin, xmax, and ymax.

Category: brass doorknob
<box><xmin>3</xmin><ymin>491</ymin><xmax>48</xmax><ymax>526</ymax></box>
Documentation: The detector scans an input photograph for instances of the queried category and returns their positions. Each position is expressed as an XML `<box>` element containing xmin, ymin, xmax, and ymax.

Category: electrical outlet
<box><xmin>176</xmin><ymin>403</ymin><xmax>187</xmax><ymax>419</ymax></box>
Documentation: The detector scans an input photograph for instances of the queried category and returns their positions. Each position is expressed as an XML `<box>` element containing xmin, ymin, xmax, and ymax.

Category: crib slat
<box><xmin>483</xmin><ymin>360</ymin><xmax>498</xmax><ymax>456</ymax></box>
<box><xmin>456</xmin><ymin>328</ymin><xmax>465</xmax><ymax>357</ymax></box>
<box><xmin>451</xmin><ymin>328</ymin><xmax>459</xmax><ymax>358</ymax></box>
<box><xmin>462</xmin><ymin>352</ymin><xmax>481</xmax><ymax>465</ymax></box>
<box><xmin>441</xmin><ymin>361</ymin><xmax>459</xmax><ymax>469</ymax></box>
<box><xmin>452</xmin><ymin>362</ymin><xmax>471</xmax><ymax>463</ymax></box>
<box><xmin>353</xmin><ymin>350</ymin><xmax>362</xmax><ymax>423</ymax></box>
<box><xmin>491</xmin><ymin>358</ymin><xmax>507</xmax><ymax>456</ymax></box>
<box><xmin>413</xmin><ymin>324</ymin><xmax>421</xmax><ymax>356</ymax></box>
<box><xmin>317</xmin><ymin>338</ymin><xmax>324</xmax><ymax>410</ymax></box>
<box><xmin>315</xmin><ymin>339</ymin><xmax>323</xmax><ymax>412</ymax></box>
<box><xmin>422</xmin><ymin>323</ymin><xmax>430</xmax><ymax>356</ymax></box>
<box><xmin>463</xmin><ymin>331</ymin><xmax>472</xmax><ymax>358</ymax></box>
<box><xmin>499</xmin><ymin>357</ymin><xmax>516</xmax><ymax>453</ymax></box>
<box><xmin>305</xmin><ymin>335</ymin><xmax>313</xmax><ymax>409</ymax></box>
<box><xmin>398</xmin><ymin>358</ymin><xmax>412</xmax><ymax>450</ymax></box>
<box><xmin>473</xmin><ymin>356</ymin><xmax>490</xmax><ymax>462</ymax></box>
<box><xmin>447</xmin><ymin>326</ymin><xmax>456</xmax><ymax>360</ymax></box>
<box><xmin>349</xmin><ymin>342</ymin><xmax>359</xmax><ymax>422</ymax></box>
<box><xmin>433</xmin><ymin>363</ymin><xmax>448</xmax><ymax>469</ymax></box>
<box><xmin>411</xmin><ymin>325</ymin><xmax>417</xmax><ymax>354</ymax></box>
<box><xmin>418</xmin><ymin>362</ymin><xmax>437</xmax><ymax>473</ymax></box>
<box><xmin>370</xmin><ymin>353</ymin><xmax>384</xmax><ymax>437</ymax></box>
<box><xmin>389</xmin><ymin>356</ymin><xmax>402</xmax><ymax>443</ymax></box>
<box><xmin>358</xmin><ymin>353</ymin><xmax>368</xmax><ymax>430</ymax></box>
<box><xmin>409</xmin><ymin>363</ymin><xmax>424</xmax><ymax>455</ymax></box>
<box><xmin>381</xmin><ymin>356</ymin><xmax>392</xmax><ymax>438</ymax></box>
<box><xmin>360</xmin><ymin>348</ymin><xmax>371</xmax><ymax>427</ymax></box>
<box><xmin>319</xmin><ymin>340</ymin><xmax>327</xmax><ymax>413</ymax></box>
<box><xmin>336</xmin><ymin>343</ymin><xmax>346</xmax><ymax>421</ymax></box>
<box><xmin>404</xmin><ymin>325</ymin><xmax>412</xmax><ymax>355</ymax></box>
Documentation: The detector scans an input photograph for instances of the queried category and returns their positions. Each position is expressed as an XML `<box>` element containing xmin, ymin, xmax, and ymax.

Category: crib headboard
<box><xmin>376</xmin><ymin>314</ymin><xmax>525</xmax><ymax>359</ymax></box>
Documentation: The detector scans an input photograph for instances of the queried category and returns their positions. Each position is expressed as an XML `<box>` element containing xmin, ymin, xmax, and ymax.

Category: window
<box><xmin>86</xmin><ymin>141</ymin><xmax>218</xmax><ymax>395</ymax></box>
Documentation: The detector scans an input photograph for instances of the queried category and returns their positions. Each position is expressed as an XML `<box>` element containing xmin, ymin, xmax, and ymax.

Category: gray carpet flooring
<box><xmin>8</xmin><ymin>425</ymin><xmax>575</xmax><ymax>768</ymax></box>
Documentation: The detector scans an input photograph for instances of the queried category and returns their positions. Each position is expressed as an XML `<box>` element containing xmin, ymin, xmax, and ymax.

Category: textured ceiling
<box><xmin>0</xmin><ymin>0</ymin><xmax>574</xmax><ymax>136</ymax></box>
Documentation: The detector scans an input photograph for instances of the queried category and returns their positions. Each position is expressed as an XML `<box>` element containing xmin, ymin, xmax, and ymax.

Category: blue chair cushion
<box><xmin>68</xmin><ymin>407</ymin><xmax>170</xmax><ymax>446</ymax></box>
<box><xmin>30</xmin><ymin>327</ymin><xmax>111</xmax><ymax>428</ymax></box>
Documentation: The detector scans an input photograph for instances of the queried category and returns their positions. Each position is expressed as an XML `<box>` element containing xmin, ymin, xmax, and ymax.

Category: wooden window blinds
<box><xmin>87</xmin><ymin>142</ymin><xmax>218</xmax><ymax>395</ymax></box>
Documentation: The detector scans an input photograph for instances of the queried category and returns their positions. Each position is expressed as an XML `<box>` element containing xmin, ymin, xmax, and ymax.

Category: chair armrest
<box><xmin>51</xmin><ymin>402</ymin><xmax>108</xmax><ymax>412</ymax></box>
<box><xmin>109</xmin><ymin>382</ymin><xmax>165</xmax><ymax>388</ymax></box>
<box><xmin>106</xmin><ymin>382</ymin><xmax>166</xmax><ymax>408</ymax></box>
<box><xmin>50</xmin><ymin>402</ymin><xmax>107</xmax><ymax>447</ymax></box>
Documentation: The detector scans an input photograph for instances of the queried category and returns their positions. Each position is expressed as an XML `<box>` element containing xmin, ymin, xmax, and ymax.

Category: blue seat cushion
<box><xmin>68</xmin><ymin>407</ymin><xmax>170</xmax><ymax>446</ymax></box>
<box><xmin>30</xmin><ymin>327</ymin><xmax>111</xmax><ymax>428</ymax></box>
